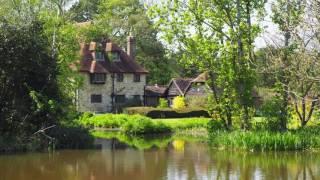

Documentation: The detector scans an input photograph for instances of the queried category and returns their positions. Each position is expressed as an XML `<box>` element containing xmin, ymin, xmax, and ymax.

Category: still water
<box><xmin>0</xmin><ymin>137</ymin><xmax>320</xmax><ymax>180</ymax></box>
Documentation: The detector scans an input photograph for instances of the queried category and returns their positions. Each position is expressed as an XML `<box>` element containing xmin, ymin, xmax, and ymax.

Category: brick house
<box><xmin>76</xmin><ymin>36</ymin><xmax>148</xmax><ymax>112</ymax></box>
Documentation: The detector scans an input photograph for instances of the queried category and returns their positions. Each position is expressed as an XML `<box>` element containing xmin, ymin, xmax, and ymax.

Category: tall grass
<box><xmin>209</xmin><ymin>127</ymin><xmax>320</xmax><ymax>151</ymax></box>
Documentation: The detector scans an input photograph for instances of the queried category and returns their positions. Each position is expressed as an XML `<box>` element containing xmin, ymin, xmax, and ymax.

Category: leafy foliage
<box><xmin>0</xmin><ymin>0</ymin><xmax>89</xmax><ymax>151</ymax></box>
<box><xmin>78</xmin><ymin>113</ymin><xmax>172</xmax><ymax>135</ymax></box>
<box><xmin>256</xmin><ymin>97</ymin><xmax>285</xmax><ymax>131</ymax></box>
<box><xmin>172</xmin><ymin>96</ymin><xmax>186</xmax><ymax>109</ymax></box>
<box><xmin>0</xmin><ymin>19</ymin><xmax>61</xmax><ymax>136</ymax></box>
<box><xmin>68</xmin><ymin>0</ymin><xmax>102</xmax><ymax>22</ymax></box>
<box><xmin>121</xmin><ymin>117</ymin><xmax>171</xmax><ymax>135</ymax></box>
<box><xmin>186</xmin><ymin>96</ymin><xmax>208</xmax><ymax>109</ymax></box>
<box><xmin>268</xmin><ymin>0</ymin><xmax>307</xmax><ymax>130</ymax></box>
<box><xmin>148</xmin><ymin>0</ymin><xmax>266</xmax><ymax>129</ymax></box>
<box><xmin>157</xmin><ymin>98</ymin><xmax>169</xmax><ymax>108</ymax></box>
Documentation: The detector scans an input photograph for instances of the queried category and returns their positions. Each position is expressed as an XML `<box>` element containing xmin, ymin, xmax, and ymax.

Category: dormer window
<box><xmin>109</xmin><ymin>52</ymin><xmax>120</xmax><ymax>62</ymax></box>
<box><xmin>95</xmin><ymin>52</ymin><xmax>104</xmax><ymax>61</ymax></box>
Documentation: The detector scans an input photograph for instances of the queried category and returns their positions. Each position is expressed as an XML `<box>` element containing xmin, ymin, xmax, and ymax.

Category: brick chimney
<box><xmin>127</xmin><ymin>33</ymin><xmax>136</xmax><ymax>60</ymax></box>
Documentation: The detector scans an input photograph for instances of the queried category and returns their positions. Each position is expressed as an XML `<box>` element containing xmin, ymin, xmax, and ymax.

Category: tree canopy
<box><xmin>69</xmin><ymin>0</ymin><xmax>177</xmax><ymax>84</ymax></box>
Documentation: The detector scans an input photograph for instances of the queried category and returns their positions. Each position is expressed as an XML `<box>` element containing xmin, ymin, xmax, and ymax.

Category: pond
<box><xmin>0</xmin><ymin>134</ymin><xmax>320</xmax><ymax>180</ymax></box>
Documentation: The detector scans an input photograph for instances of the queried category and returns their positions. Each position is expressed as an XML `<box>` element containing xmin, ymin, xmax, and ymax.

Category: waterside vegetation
<box><xmin>209</xmin><ymin>128</ymin><xmax>320</xmax><ymax>151</ymax></box>
<box><xmin>80</xmin><ymin>112</ymin><xmax>320</xmax><ymax>151</ymax></box>
<box><xmin>78</xmin><ymin>113</ymin><xmax>210</xmax><ymax>135</ymax></box>
<box><xmin>1</xmin><ymin>0</ymin><xmax>320</xmax><ymax>154</ymax></box>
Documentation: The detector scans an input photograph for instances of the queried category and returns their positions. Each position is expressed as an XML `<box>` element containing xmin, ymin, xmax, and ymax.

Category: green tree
<box><xmin>149</xmin><ymin>0</ymin><xmax>265</xmax><ymax>129</ymax></box>
<box><xmin>70</xmin><ymin>0</ymin><xmax>176</xmax><ymax>84</ymax></box>
<box><xmin>270</xmin><ymin>0</ymin><xmax>306</xmax><ymax>130</ymax></box>
<box><xmin>68</xmin><ymin>0</ymin><xmax>101</xmax><ymax>22</ymax></box>
<box><xmin>0</xmin><ymin>0</ymin><xmax>81</xmax><ymax>136</ymax></box>
<box><xmin>0</xmin><ymin>19</ymin><xmax>61</xmax><ymax>136</ymax></box>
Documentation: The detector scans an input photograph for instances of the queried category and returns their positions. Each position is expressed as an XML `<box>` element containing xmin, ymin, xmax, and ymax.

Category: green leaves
<box><xmin>149</xmin><ymin>0</ymin><xmax>266</xmax><ymax>129</ymax></box>
<box><xmin>271</xmin><ymin>0</ymin><xmax>306</xmax><ymax>32</ymax></box>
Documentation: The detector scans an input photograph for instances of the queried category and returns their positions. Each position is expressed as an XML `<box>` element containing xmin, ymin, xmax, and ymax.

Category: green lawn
<box><xmin>154</xmin><ymin>118</ymin><xmax>211</xmax><ymax>129</ymax></box>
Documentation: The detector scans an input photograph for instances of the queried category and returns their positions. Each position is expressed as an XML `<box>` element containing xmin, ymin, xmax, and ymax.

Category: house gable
<box><xmin>185</xmin><ymin>83</ymin><xmax>209</xmax><ymax>96</ymax></box>
<box><xmin>167</xmin><ymin>78</ymin><xmax>193</xmax><ymax>96</ymax></box>
<box><xmin>79</xmin><ymin>40</ymin><xmax>148</xmax><ymax>74</ymax></box>
<box><xmin>77</xmin><ymin>38</ymin><xmax>147</xmax><ymax>113</ymax></box>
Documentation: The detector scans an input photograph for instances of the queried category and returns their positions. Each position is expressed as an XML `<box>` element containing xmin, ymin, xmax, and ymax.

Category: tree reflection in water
<box><xmin>0</xmin><ymin>135</ymin><xmax>320</xmax><ymax>180</ymax></box>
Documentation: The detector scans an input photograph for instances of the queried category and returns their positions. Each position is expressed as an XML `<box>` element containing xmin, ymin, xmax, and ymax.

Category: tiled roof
<box><xmin>145</xmin><ymin>85</ymin><xmax>168</xmax><ymax>96</ymax></box>
<box><xmin>168</xmin><ymin>78</ymin><xmax>193</xmax><ymax>95</ymax></box>
<box><xmin>192</xmin><ymin>72</ymin><xmax>209</xmax><ymax>83</ymax></box>
<box><xmin>79</xmin><ymin>40</ymin><xmax>148</xmax><ymax>74</ymax></box>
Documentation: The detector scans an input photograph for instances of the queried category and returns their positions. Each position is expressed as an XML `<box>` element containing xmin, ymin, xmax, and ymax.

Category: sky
<box><xmin>254</xmin><ymin>0</ymin><xmax>281</xmax><ymax>49</ymax></box>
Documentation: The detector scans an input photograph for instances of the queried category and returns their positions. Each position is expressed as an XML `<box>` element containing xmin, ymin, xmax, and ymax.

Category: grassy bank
<box><xmin>79</xmin><ymin>114</ymin><xmax>172</xmax><ymax>135</ymax></box>
<box><xmin>78</xmin><ymin>113</ymin><xmax>210</xmax><ymax>135</ymax></box>
<box><xmin>209</xmin><ymin>127</ymin><xmax>320</xmax><ymax>151</ymax></box>
<box><xmin>79</xmin><ymin>113</ymin><xmax>320</xmax><ymax>151</ymax></box>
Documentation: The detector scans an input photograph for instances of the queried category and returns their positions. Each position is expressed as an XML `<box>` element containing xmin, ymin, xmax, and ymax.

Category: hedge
<box><xmin>123</xmin><ymin>107</ymin><xmax>210</xmax><ymax>119</ymax></box>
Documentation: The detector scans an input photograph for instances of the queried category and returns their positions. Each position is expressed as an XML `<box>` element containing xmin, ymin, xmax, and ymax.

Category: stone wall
<box><xmin>77</xmin><ymin>73</ymin><xmax>146</xmax><ymax>112</ymax></box>
<box><xmin>114</xmin><ymin>73</ymin><xmax>146</xmax><ymax>100</ymax></box>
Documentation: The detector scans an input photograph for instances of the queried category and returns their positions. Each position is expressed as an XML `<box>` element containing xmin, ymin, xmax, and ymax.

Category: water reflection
<box><xmin>0</xmin><ymin>137</ymin><xmax>320</xmax><ymax>180</ymax></box>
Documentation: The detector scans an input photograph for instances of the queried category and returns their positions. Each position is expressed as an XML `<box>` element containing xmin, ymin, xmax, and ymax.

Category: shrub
<box><xmin>78</xmin><ymin>113</ymin><xmax>172</xmax><ymax>135</ymax></box>
<box><xmin>207</xmin><ymin>120</ymin><xmax>226</xmax><ymax>133</ymax></box>
<box><xmin>172</xmin><ymin>96</ymin><xmax>186</xmax><ymax>109</ymax></box>
<box><xmin>253</xmin><ymin>97</ymin><xmax>283</xmax><ymax>131</ymax></box>
<box><xmin>124</xmin><ymin>107</ymin><xmax>210</xmax><ymax>118</ymax></box>
<box><xmin>78</xmin><ymin>113</ymin><xmax>130</xmax><ymax>128</ymax></box>
<box><xmin>186</xmin><ymin>96</ymin><xmax>208</xmax><ymax>109</ymax></box>
<box><xmin>48</xmin><ymin>124</ymin><xmax>94</xmax><ymax>149</ymax></box>
<box><xmin>157</xmin><ymin>98</ymin><xmax>168</xmax><ymax>108</ymax></box>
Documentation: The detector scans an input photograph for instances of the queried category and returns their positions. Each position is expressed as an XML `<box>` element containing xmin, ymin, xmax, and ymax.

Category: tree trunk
<box><xmin>236</xmin><ymin>0</ymin><xmax>250</xmax><ymax>130</ymax></box>
<box><xmin>278</xmin><ymin>1</ymin><xmax>292</xmax><ymax>131</ymax></box>
<box><xmin>279</xmin><ymin>83</ymin><xmax>289</xmax><ymax>131</ymax></box>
